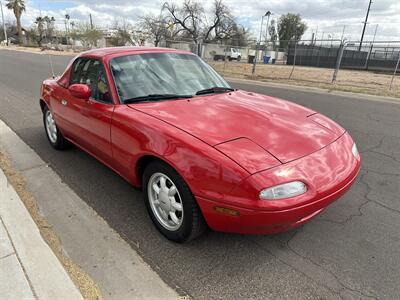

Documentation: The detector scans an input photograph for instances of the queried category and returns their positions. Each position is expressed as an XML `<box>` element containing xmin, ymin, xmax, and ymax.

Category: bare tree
<box><xmin>139</xmin><ymin>14</ymin><xmax>168</xmax><ymax>47</ymax></box>
<box><xmin>228</xmin><ymin>23</ymin><xmax>251</xmax><ymax>46</ymax></box>
<box><xmin>110</xmin><ymin>19</ymin><xmax>137</xmax><ymax>46</ymax></box>
<box><xmin>163</xmin><ymin>0</ymin><xmax>204</xmax><ymax>44</ymax></box>
<box><xmin>203</xmin><ymin>0</ymin><xmax>234</xmax><ymax>42</ymax></box>
<box><xmin>70</xmin><ymin>22</ymin><xmax>103</xmax><ymax>48</ymax></box>
<box><xmin>162</xmin><ymin>0</ymin><xmax>239</xmax><ymax>44</ymax></box>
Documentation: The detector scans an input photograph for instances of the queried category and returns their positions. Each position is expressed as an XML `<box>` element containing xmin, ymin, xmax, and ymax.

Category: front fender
<box><xmin>110</xmin><ymin>105</ymin><xmax>250</xmax><ymax>200</ymax></box>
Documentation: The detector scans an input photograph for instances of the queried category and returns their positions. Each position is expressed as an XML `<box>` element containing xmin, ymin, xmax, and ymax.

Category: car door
<box><xmin>50</xmin><ymin>57</ymin><xmax>86</xmax><ymax>138</ymax></box>
<box><xmin>231</xmin><ymin>48</ymin><xmax>237</xmax><ymax>59</ymax></box>
<box><xmin>59</xmin><ymin>58</ymin><xmax>114</xmax><ymax>163</ymax></box>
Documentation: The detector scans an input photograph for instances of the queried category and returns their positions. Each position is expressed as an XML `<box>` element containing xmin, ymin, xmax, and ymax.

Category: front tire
<box><xmin>43</xmin><ymin>106</ymin><xmax>70</xmax><ymax>150</ymax></box>
<box><xmin>143</xmin><ymin>161</ymin><xmax>206</xmax><ymax>243</ymax></box>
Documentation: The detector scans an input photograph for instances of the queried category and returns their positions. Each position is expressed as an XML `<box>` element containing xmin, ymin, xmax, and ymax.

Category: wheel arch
<box><xmin>39</xmin><ymin>99</ymin><xmax>47</xmax><ymax>112</ymax></box>
<box><xmin>136</xmin><ymin>154</ymin><xmax>175</xmax><ymax>188</ymax></box>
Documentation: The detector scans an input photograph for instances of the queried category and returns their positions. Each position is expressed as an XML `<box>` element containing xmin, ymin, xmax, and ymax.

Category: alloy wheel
<box><xmin>45</xmin><ymin>110</ymin><xmax>58</xmax><ymax>144</ymax></box>
<box><xmin>147</xmin><ymin>172</ymin><xmax>184</xmax><ymax>231</ymax></box>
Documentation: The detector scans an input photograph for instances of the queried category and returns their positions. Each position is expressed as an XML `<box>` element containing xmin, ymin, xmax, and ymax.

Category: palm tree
<box><xmin>5</xmin><ymin>0</ymin><xmax>25</xmax><ymax>44</ymax></box>
<box><xmin>34</xmin><ymin>16</ymin><xmax>45</xmax><ymax>46</ymax></box>
<box><xmin>64</xmin><ymin>14</ymin><xmax>70</xmax><ymax>44</ymax></box>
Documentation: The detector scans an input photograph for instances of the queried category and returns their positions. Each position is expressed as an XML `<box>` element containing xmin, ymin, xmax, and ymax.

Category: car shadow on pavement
<box><xmin>14</xmin><ymin>125</ymin><xmax>392</xmax><ymax>299</ymax></box>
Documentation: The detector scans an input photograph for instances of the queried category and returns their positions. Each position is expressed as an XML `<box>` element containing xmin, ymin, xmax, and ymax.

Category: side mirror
<box><xmin>68</xmin><ymin>84</ymin><xmax>91</xmax><ymax>100</ymax></box>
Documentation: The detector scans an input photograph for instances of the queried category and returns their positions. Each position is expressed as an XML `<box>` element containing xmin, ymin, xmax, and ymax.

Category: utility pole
<box><xmin>89</xmin><ymin>13</ymin><xmax>93</xmax><ymax>29</ymax></box>
<box><xmin>359</xmin><ymin>0</ymin><xmax>372</xmax><ymax>51</ymax></box>
<box><xmin>0</xmin><ymin>0</ymin><xmax>8</xmax><ymax>45</ymax></box>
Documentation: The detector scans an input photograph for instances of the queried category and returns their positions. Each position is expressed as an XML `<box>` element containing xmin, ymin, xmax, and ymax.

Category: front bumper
<box><xmin>196</xmin><ymin>133</ymin><xmax>361</xmax><ymax>234</ymax></box>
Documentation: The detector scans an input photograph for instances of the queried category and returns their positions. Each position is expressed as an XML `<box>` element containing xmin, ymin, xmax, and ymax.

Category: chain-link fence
<box><xmin>13</xmin><ymin>35</ymin><xmax>398</xmax><ymax>97</ymax></box>
<box><xmin>164</xmin><ymin>39</ymin><xmax>400</xmax><ymax>98</ymax></box>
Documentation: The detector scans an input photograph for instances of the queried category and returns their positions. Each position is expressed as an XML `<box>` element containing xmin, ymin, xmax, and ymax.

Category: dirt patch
<box><xmin>0</xmin><ymin>151</ymin><xmax>103</xmax><ymax>300</ymax></box>
<box><xmin>209</xmin><ymin>61</ymin><xmax>400</xmax><ymax>99</ymax></box>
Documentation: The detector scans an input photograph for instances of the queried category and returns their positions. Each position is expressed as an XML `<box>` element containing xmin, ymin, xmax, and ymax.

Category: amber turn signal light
<box><xmin>214</xmin><ymin>206</ymin><xmax>240</xmax><ymax>217</ymax></box>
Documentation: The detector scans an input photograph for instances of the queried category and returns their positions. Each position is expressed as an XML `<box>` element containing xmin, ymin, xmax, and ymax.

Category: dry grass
<box><xmin>209</xmin><ymin>61</ymin><xmax>400</xmax><ymax>99</ymax></box>
<box><xmin>2</xmin><ymin>45</ymin><xmax>398</xmax><ymax>98</ymax></box>
<box><xmin>0</xmin><ymin>152</ymin><xmax>103</xmax><ymax>300</ymax></box>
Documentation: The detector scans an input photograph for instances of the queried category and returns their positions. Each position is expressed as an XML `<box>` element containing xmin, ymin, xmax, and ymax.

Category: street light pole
<box><xmin>0</xmin><ymin>0</ymin><xmax>8</xmax><ymax>46</ymax></box>
<box><xmin>252</xmin><ymin>11</ymin><xmax>271</xmax><ymax>75</ymax></box>
<box><xmin>252</xmin><ymin>14</ymin><xmax>265</xmax><ymax>75</ymax></box>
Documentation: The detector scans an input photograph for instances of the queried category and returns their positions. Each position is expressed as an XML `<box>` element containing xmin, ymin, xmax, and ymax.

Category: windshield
<box><xmin>110</xmin><ymin>52</ymin><xmax>231</xmax><ymax>102</ymax></box>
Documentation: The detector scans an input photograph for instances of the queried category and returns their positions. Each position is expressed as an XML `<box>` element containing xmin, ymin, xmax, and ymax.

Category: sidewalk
<box><xmin>0</xmin><ymin>118</ymin><xmax>180</xmax><ymax>299</ymax></box>
<box><xmin>0</xmin><ymin>167</ymin><xmax>83</xmax><ymax>300</ymax></box>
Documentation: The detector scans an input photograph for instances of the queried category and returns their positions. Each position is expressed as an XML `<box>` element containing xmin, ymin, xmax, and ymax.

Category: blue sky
<box><xmin>30</xmin><ymin>0</ymin><xmax>74</xmax><ymax>11</ymax></box>
<box><xmin>2</xmin><ymin>0</ymin><xmax>399</xmax><ymax>41</ymax></box>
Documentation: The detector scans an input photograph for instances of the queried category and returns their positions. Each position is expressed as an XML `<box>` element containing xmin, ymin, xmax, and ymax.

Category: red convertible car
<box><xmin>40</xmin><ymin>47</ymin><xmax>361</xmax><ymax>242</ymax></box>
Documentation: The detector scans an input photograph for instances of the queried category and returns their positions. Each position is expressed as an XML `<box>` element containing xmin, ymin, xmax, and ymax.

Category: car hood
<box><xmin>129</xmin><ymin>91</ymin><xmax>344</xmax><ymax>163</ymax></box>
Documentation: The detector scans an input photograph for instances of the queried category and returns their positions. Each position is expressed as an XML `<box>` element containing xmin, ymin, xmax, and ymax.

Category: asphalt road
<box><xmin>1</xmin><ymin>49</ymin><xmax>399</xmax><ymax>299</ymax></box>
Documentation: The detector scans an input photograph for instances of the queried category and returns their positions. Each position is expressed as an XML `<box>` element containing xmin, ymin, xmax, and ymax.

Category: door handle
<box><xmin>61</xmin><ymin>99</ymin><xmax>68</xmax><ymax>106</ymax></box>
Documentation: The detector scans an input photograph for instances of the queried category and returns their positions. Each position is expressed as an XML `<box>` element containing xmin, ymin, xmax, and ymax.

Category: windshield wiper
<box><xmin>195</xmin><ymin>86</ymin><xmax>234</xmax><ymax>95</ymax></box>
<box><xmin>123</xmin><ymin>94</ymin><xmax>193</xmax><ymax>104</ymax></box>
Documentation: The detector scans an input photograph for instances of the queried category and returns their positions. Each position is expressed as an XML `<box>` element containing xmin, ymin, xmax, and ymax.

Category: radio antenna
<box><xmin>47</xmin><ymin>52</ymin><xmax>55</xmax><ymax>78</ymax></box>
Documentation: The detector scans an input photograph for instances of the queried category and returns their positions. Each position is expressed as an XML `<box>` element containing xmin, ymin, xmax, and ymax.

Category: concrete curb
<box><xmin>0</xmin><ymin>166</ymin><xmax>84</xmax><ymax>299</ymax></box>
<box><xmin>0</xmin><ymin>120</ymin><xmax>180</xmax><ymax>299</ymax></box>
<box><xmin>0</xmin><ymin>46</ymin><xmax>76</xmax><ymax>57</ymax></box>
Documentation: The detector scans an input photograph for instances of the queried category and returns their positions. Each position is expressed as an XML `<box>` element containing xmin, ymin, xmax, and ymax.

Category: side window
<box><xmin>79</xmin><ymin>60</ymin><xmax>91</xmax><ymax>83</ymax></box>
<box><xmin>70</xmin><ymin>58</ymin><xmax>112</xmax><ymax>103</ymax></box>
<box><xmin>94</xmin><ymin>66</ymin><xmax>112</xmax><ymax>103</ymax></box>
<box><xmin>70</xmin><ymin>58</ymin><xmax>85</xmax><ymax>85</ymax></box>
<box><xmin>80</xmin><ymin>59</ymin><xmax>99</xmax><ymax>89</ymax></box>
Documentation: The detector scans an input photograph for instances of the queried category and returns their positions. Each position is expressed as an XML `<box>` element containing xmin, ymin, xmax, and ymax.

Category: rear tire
<box><xmin>143</xmin><ymin>160</ymin><xmax>207</xmax><ymax>243</ymax></box>
<box><xmin>43</xmin><ymin>106</ymin><xmax>70</xmax><ymax>150</ymax></box>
